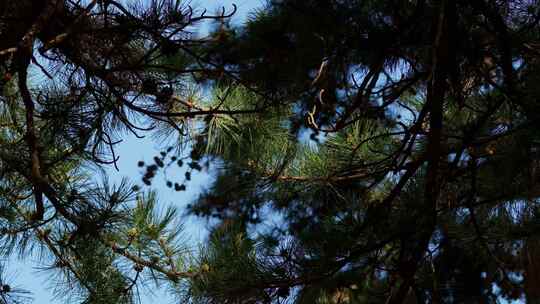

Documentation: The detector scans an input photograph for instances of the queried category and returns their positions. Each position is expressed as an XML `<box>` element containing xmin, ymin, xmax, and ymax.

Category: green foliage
<box><xmin>183</xmin><ymin>1</ymin><xmax>540</xmax><ymax>303</ymax></box>
<box><xmin>188</xmin><ymin>223</ymin><xmax>277</xmax><ymax>303</ymax></box>
<box><xmin>1</xmin><ymin>0</ymin><xmax>540</xmax><ymax>303</ymax></box>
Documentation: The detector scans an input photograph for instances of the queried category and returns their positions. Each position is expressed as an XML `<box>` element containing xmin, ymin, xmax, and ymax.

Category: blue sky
<box><xmin>9</xmin><ymin>1</ymin><xmax>264</xmax><ymax>303</ymax></box>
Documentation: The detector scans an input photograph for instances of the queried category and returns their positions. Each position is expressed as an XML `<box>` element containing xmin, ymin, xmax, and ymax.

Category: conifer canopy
<box><xmin>0</xmin><ymin>0</ymin><xmax>539</xmax><ymax>303</ymax></box>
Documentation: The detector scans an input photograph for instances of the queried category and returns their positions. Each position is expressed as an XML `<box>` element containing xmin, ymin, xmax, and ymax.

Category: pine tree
<box><xmin>184</xmin><ymin>1</ymin><xmax>540</xmax><ymax>303</ymax></box>
<box><xmin>0</xmin><ymin>0</ymin><xmax>240</xmax><ymax>302</ymax></box>
<box><xmin>1</xmin><ymin>0</ymin><xmax>540</xmax><ymax>304</ymax></box>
